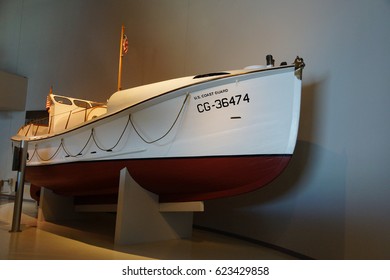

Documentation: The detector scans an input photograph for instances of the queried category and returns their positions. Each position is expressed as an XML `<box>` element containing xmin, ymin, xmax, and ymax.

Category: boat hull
<box><xmin>27</xmin><ymin>154</ymin><xmax>291</xmax><ymax>203</ymax></box>
<box><xmin>17</xmin><ymin>63</ymin><xmax>302</xmax><ymax>203</ymax></box>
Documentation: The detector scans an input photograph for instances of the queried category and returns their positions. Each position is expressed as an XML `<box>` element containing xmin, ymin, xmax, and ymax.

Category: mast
<box><xmin>117</xmin><ymin>25</ymin><xmax>128</xmax><ymax>91</ymax></box>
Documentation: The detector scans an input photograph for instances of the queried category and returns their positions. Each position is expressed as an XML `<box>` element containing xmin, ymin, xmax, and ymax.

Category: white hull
<box><xmin>18</xmin><ymin>67</ymin><xmax>300</xmax><ymax>165</ymax></box>
<box><xmin>12</xmin><ymin>57</ymin><xmax>304</xmax><ymax>202</ymax></box>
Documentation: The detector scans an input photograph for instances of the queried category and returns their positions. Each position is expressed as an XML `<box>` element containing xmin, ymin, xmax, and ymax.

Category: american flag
<box><xmin>122</xmin><ymin>34</ymin><xmax>129</xmax><ymax>55</ymax></box>
<box><xmin>46</xmin><ymin>86</ymin><xmax>53</xmax><ymax>110</ymax></box>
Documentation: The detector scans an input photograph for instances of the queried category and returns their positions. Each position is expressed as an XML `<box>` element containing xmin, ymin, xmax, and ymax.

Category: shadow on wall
<box><xmin>194</xmin><ymin>81</ymin><xmax>348</xmax><ymax>259</ymax></box>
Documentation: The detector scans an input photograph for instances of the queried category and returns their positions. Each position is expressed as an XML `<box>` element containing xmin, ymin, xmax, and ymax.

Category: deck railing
<box><xmin>20</xmin><ymin>105</ymin><xmax>107</xmax><ymax>137</ymax></box>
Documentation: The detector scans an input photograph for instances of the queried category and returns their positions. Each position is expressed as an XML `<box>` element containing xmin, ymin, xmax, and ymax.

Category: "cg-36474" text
<box><xmin>196</xmin><ymin>94</ymin><xmax>250</xmax><ymax>113</ymax></box>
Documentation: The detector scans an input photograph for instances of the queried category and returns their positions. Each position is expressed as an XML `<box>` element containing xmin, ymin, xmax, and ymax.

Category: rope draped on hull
<box><xmin>27</xmin><ymin>94</ymin><xmax>190</xmax><ymax>163</ymax></box>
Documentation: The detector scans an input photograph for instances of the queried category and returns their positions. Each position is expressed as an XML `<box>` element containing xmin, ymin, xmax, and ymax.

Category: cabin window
<box><xmin>53</xmin><ymin>96</ymin><xmax>72</xmax><ymax>105</ymax></box>
<box><xmin>74</xmin><ymin>100</ymin><xmax>91</xmax><ymax>109</ymax></box>
<box><xmin>90</xmin><ymin>102</ymin><xmax>105</xmax><ymax>107</ymax></box>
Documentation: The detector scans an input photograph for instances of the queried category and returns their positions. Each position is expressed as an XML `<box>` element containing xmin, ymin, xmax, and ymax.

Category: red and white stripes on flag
<box><xmin>45</xmin><ymin>95</ymin><xmax>51</xmax><ymax>111</ymax></box>
<box><xmin>122</xmin><ymin>34</ymin><xmax>129</xmax><ymax>55</ymax></box>
<box><xmin>46</xmin><ymin>86</ymin><xmax>53</xmax><ymax>111</ymax></box>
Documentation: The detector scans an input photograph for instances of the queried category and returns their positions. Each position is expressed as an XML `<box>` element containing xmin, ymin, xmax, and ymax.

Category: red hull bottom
<box><xmin>27</xmin><ymin>155</ymin><xmax>291</xmax><ymax>203</ymax></box>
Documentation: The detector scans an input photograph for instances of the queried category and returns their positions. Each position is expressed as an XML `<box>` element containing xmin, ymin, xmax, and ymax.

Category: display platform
<box><xmin>0</xmin><ymin>197</ymin><xmax>298</xmax><ymax>260</ymax></box>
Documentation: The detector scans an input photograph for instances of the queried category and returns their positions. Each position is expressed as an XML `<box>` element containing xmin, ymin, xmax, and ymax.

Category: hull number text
<box><xmin>196</xmin><ymin>94</ymin><xmax>250</xmax><ymax>113</ymax></box>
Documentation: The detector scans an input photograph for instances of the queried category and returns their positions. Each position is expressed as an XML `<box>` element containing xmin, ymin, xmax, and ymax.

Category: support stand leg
<box><xmin>115</xmin><ymin>168</ymin><xmax>202</xmax><ymax>245</ymax></box>
<box><xmin>37</xmin><ymin>187</ymin><xmax>79</xmax><ymax>224</ymax></box>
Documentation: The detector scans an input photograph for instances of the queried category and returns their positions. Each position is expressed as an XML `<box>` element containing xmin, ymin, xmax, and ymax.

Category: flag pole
<box><xmin>117</xmin><ymin>25</ymin><xmax>125</xmax><ymax>91</ymax></box>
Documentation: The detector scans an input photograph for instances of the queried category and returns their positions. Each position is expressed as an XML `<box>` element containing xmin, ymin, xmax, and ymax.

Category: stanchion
<box><xmin>10</xmin><ymin>140</ymin><xmax>28</xmax><ymax>232</ymax></box>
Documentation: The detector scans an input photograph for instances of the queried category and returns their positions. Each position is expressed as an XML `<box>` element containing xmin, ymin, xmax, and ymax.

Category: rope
<box><xmin>61</xmin><ymin>132</ymin><xmax>93</xmax><ymax>157</ymax></box>
<box><xmin>34</xmin><ymin>142</ymin><xmax>63</xmax><ymax>162</ymax></box>
<box><xmin>27</xmin><ymin>94</ymin><xmax>189</xmax><ymax>162</ymax></box>
<box><xmin>130</xmin><ymin>93</ymin><xmax>189</xmax><ymax>144</ymax></box>
<box><xmin>27</xmin><ymin>148</ymin><xmax>36</xmax><ymax>163</ymax></box>
<box><xmin>92</xmin><ymin>114</ymin><xmax>131</xmax><ymax>152</ymax></box>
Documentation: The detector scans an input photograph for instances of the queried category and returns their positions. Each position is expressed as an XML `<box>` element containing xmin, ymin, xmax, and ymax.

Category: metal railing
<box><xmin>21</xmin><ymin>105</ymin><xmax>107</xmax><ymax>136</ymax></box>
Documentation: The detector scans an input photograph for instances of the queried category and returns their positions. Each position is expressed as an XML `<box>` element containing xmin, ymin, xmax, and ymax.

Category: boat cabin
<box><xmin>18</xmin><ymin>94</ymin><xmax>107</xmax><ymax>137</ymax></box>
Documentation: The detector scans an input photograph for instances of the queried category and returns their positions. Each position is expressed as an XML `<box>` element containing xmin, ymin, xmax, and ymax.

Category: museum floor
<box><xmin>0</xmin><ymin>196</ymin><xmax>297</xmax><ymax>260</ymax></box>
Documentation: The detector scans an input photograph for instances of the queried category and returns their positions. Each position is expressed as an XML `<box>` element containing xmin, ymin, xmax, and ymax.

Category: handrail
<box><xmin>65</xmin><ymin>111</ymin><xmax>72</xmax><ymax>130</ymax></box>
<box><xmin>19</xmin><ymin>104</ymin><xmax>108</xmax><ymax>136</ymax></box>
<box><xmin>34</xmin><ymin>124</ymin><xmax>40</xmax><ymax>136</ymax></box>
<box><xmin>24</xmin><ymin>124</ymin><xmax>32</xmax><ymax>136</ymax></box>
<box><xmin>20</xmin><ymin>123</ymin><xmax>48</xmax><ymax>137</ymax></box>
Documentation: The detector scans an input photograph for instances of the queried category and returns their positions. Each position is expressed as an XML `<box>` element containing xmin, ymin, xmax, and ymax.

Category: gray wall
<box><xmin>1</xmin><ymin>0</ymin><xmax>389</xmax><ymax>259</ymax></box>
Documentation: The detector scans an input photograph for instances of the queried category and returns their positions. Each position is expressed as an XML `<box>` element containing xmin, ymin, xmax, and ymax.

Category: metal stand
<box><xmin>10</xmin><ymin>140</ymin><xmax>28</xmax><ymax>232</ymax></box>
